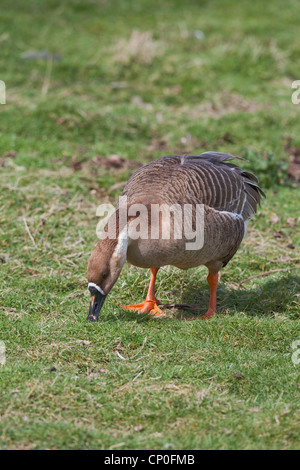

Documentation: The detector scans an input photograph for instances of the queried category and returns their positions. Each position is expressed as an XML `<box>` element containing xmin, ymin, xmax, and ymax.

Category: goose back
<box><xmin>121</xmin><ymin>152</ymin><xmax>265</xmax><ymax>222</ymax></box>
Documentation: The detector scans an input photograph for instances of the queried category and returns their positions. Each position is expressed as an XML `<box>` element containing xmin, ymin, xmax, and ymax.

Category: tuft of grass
<box><xmin>112</xmin><ymin>30</ymin><xmax>161</xmax><ymax>65</ymax></box>
<box><xmin>0</xmin><ymin>0</ymin><xmax>299</xmax><ymax>450</ymax></box>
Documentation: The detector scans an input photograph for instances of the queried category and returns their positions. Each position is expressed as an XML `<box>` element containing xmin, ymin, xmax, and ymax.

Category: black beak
<box><xmin>87</xmin><ymin>287</ymin><xmax>106</xmax><ymax>322</ymax></box>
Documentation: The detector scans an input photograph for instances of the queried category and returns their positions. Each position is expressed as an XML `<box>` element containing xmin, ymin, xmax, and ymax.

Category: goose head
<box><xmin>87</xmin><ymin>228</ymin><xmax>128</xmax><ymax>321</ymax></box>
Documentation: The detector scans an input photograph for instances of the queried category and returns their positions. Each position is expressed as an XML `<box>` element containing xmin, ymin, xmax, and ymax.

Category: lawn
<box><xmin>0</xmin><ymin>0</ymin><xmax>299</xmax><ymax>450</ymax></box>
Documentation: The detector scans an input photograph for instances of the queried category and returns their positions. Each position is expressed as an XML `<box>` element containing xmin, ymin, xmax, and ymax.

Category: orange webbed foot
<box><xmin>181</xmin><ymin>309</ymin><xmax>216</xmax><ymax>321</ymax></box>
<box><xmin>121</xmin><ymin>300</ymin><xmax>166</xmax><ymax>318</ymax></box>
<box><xmin>200</xmin><ymin>309</ymin><xmax>216</xmax><ymax>320</ymax></box>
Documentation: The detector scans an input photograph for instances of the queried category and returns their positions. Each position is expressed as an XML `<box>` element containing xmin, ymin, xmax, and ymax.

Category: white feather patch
<box><xmin>114</xmin><ymin>226</ymin><xmax>129</xmax><ymax>259</ymax></box>
<box><xmin>88</xmin><ymin>282</ymin><xmax>105</xmax><ymax>295</ymax></box>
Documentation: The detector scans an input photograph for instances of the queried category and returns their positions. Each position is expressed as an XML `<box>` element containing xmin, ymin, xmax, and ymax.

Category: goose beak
<box><xmin>87</xmin><ymin>289</ymin><xmax>106</xmax><ymax>322</ymax></box>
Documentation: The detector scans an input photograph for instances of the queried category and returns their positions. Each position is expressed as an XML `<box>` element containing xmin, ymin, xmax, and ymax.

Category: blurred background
<box><xmin>1</xmin><ymin>0</ymin><xmax>300</xmax><ymax>189</ymax></box>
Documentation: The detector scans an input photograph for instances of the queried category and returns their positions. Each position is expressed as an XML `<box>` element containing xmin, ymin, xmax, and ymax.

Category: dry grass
<box><xmin>178</xmin><ymin>93</ymin><xmax>264</xmax><ymax>119</ymax></box>
<box><xmin>112</xmin><ymin>30</ymin><xmax>161</xmax><ymax>65</ymax></box>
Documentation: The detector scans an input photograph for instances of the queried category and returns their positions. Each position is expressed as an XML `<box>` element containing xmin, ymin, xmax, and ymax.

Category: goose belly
<box><xmin>127</xmin><ymin>238</ymin><xmax>206</xmax><ymax>269</ymax></box>
<box><xmin>126</xmin><ymin>208</ymin><xmax>245</xmax><ymax>269</ymax></box>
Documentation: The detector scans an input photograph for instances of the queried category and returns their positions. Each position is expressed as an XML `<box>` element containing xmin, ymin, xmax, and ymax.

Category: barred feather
<box><xmin>123</xmin><ymin>152</ymin><xmax>265</xmax><ymax>222</ymax></box>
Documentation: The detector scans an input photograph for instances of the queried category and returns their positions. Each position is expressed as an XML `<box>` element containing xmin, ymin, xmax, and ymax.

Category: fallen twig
<box><xmin>239</xmin><ymin>267</ymin><xmax>299</xmax><ymax>285</ymax></box>
<box><xmin>23</xmin><ymin>217</ymin><xmax>37</xmax><ymax>247</ymax></box>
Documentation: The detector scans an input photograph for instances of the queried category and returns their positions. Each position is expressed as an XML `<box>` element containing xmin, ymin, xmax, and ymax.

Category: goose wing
<box><xmin>181</xmin><ymin>152</ymin><xmax>266</xmax><ymax>221</ymax></box>
<box><xmin>122</xmin><ymin>152</ymin><xmax>265</xmax><ymax>222</ymax></box>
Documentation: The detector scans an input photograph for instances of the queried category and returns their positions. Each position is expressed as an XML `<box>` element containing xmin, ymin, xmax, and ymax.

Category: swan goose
<box><xmin>87</xmin><ymin>152</ymin><xmax>265</xmax><ymax>321</ymax></box>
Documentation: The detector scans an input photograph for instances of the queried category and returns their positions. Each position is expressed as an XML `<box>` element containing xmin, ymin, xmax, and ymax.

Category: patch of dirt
<box><xmin>0</xmin><ymin>253</ymin><xmax>9</xmax><ymax>263</ymax></box>
<box><xmin>0</xmin><ymin>150</ymin><xmax>17</xmax><ymax>167</ymax></box>
<box><xmin>71</xmin><ymin>154</ymin><xmax>143</xmax><ymax>172</ymax></box>
<box><xmin>25</xmin><ymin>268</ymin><xmax>39</xmax><ymax>276</ymax></box>
<box><xmin>284</xmin><ymin>140</ymin><xmax>300</xmax><ymax>182</ymax></box>
<box><xmin>178</xmin><ymin>93</ymin><xmax>264</xmax><ymax>120</ymax></box>
<box><xmin>287</xmin><ymin>156</ymin><xmax>300</xmax><ymax>182</ymax></box>
<box><xmin>147</xmin><ymin>136</ymin><xmax>169</xmax><ymax>152</ymax></box>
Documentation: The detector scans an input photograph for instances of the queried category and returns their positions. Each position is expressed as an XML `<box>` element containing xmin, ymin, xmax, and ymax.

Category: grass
<box><xmin>0</xmin><ymin>0</ymin><xmax>300</xmax><ymax>450</ymax></box>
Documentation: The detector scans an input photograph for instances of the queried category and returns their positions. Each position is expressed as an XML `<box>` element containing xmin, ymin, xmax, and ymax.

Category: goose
<box><xmin>87</xmin><ymin>152</ymin><xmax>265</xmax><ymax>321</ymax></box>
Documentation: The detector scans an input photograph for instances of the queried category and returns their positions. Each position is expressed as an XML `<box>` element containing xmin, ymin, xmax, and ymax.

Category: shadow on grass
<box><xmin>110</xmin><ymin>274</ymin><xmax>299</xmax><ymax>322</ymax></box>
<box><xmin>170</xmin><ymin>273</ymin><xmax>300</xmax><ymax>320</ymax></box>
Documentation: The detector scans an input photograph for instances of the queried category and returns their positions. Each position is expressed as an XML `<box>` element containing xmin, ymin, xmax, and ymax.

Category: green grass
<box><xmin>0</xmin><ymin>0</ymin><xmax>299</xmax><ymax>450</ymax></box>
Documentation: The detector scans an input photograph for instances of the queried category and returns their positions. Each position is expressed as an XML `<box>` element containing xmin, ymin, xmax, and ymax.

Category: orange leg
<box><xmin>182</xmin><ymin>272</ymin><xmax>219</xmax><ymax>321</ymax></box>
<box><xmin>122</xmin><ymin>268</ymin><xmax>166</xmax><ymax>318</ymax></box>
<box><xmin>201</xmin><ymin>272</ymin><xmax>218</xmax><ymax>320</ymax></box>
